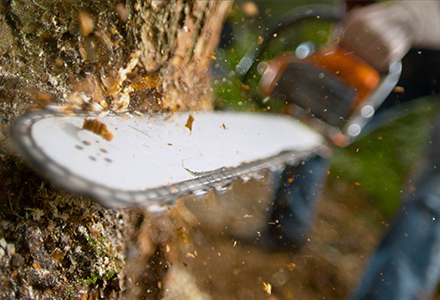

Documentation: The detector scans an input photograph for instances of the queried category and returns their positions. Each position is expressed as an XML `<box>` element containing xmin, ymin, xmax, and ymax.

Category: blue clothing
<box><xmin>354</xmin><ymin>114</ymin><xmax>440</xmax><ymax>300</ymax></box>
<box><xmin>270</xmin><ymin>48</ymin><xmax>440</xmax><ymax>299</ymax></box>
<box><xmin>354</xmin><ymin>49</ymin><xmax>440</xmax><ymax>300</ymax></box>
<box><xmin>268</xmin><ymin>156</ymin><xmax>329</xmax><ymax>250</ymax></box>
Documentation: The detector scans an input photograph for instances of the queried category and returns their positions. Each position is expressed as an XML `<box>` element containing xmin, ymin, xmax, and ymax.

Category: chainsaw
<box><xmin>8</xmin><ymin>5</ymin><xmax>401</xmax><ymax>210</ymax></box>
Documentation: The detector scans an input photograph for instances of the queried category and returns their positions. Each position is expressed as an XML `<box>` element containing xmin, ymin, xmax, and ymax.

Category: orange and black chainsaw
<box><xmin>258</xmin><ymin>45</ymin><xmax>401</xmax><ymax>147</ymax></box>
<box><xmin>237</xmin><ymin>5</ymin><xmax>401</xmax><ymax>147</ymax></box>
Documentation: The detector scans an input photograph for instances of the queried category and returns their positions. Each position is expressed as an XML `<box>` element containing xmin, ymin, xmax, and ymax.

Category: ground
<box><xmin>172</xmin><ymin>173</ymin><xmax>440</xmax><ymax>299</ymax></box>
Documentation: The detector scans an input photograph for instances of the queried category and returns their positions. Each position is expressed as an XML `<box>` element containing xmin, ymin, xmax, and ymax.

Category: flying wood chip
<box><xmin>185</xmin><ymin>114</ymin><xmax>195</xmax><ymax>132</ymax></box>
<box><xmin>262</xmin><ymin>282</ymin><xmax>272</xmax><ymax>296</ymax></box>
<box><xmin>82</xmin><ymin>118</ymin><xmax>114</xmax><ymax>141</ymax></box>
<box><xmin>393</xmin><ymin>86</ymin><xmax>405</xmax><ymax>93</ymax></box>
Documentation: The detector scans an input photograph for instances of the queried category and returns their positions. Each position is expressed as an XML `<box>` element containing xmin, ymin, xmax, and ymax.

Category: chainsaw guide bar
<box><xmin>10</xmin><ymin>110</ymin><xmax>326</xmax><ymax>210</ymax></box>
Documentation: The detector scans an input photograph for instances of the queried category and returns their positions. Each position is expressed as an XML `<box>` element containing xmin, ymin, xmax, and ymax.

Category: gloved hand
<box><xmin>340</xmin><ymin>1</ymin><xmax>440</xmax><ymax>72</ymax></box>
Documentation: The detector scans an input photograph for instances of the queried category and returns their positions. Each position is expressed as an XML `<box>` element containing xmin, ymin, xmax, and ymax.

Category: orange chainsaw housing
<box><xmin>259</xmin><ymin>46</ymin><xmax>381</xmax><ymax>147</ymax></box>
<box><xmin>309</xmin><ymin>47</ymin><xmax>380</xmax><ymax>107</ymax></box>
<box><xmin>260</xmin><ymin>46</ymin><xmax>380</xmax><ymax>109</ymax></box>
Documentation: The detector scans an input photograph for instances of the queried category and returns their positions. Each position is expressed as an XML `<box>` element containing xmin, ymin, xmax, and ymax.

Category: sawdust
<box><xmin>167</xmin><ymin>175</ymin><xmax>396</xmax><ymax>299</ymax></box>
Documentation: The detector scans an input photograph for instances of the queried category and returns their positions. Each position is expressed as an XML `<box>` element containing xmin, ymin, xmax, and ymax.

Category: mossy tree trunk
<box><xmin>0</xmin><ymin>1</ymin><xmax>232</xmax><ymax>299</ymax></box>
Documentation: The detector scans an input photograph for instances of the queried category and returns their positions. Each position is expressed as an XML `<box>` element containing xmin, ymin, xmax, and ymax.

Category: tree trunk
<box><xmin>0</xmin><ymin>1</ymin><xmax>232</xmax><ymax>299</ymax></box>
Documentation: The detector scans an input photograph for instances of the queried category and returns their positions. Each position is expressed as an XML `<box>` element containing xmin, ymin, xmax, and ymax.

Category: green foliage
<box><xmin>330</xmin><ymin>97</ymin><xmax>440</xmax><ymax>216</ymax></box>
<box><xmin>213</xmin><ymin>1</ymin><xmax>335</xmax><ymax>112</ymax></box>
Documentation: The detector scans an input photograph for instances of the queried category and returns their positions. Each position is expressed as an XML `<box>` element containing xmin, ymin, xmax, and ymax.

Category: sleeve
<box><xmin>341</xmin><ymin>1</ymin><xmax>440</xmax><ymax>72</ymax></box>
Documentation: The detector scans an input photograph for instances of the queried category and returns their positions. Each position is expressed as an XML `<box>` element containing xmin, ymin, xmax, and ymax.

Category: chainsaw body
<box><xmin>259</xmin><ymin>46</ymin><xmax>402</xmax><ymax>147</ymax></box>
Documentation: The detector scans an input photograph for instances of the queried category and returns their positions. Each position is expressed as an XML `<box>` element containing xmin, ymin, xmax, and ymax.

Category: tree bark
<box><xmin>0</xmin><ymin>1</ymin><xmax>232</xmax><ymax>299</ymax></box>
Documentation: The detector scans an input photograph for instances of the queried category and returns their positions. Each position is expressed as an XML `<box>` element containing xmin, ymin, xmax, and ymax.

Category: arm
<box><xmin>341</xmin><ymin>1</ymin><xmax>440</xmax><ymax>72</ymax></box>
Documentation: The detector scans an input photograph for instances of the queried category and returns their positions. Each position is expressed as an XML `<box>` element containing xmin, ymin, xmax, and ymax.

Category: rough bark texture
<box><xmin>0</xmin><ymin>1</ymin><xmax>232</xmax><ymax>299</ymax></box>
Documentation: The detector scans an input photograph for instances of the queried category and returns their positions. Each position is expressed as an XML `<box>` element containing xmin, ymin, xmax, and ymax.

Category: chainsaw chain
<box><xmin>101</xmin><ymin>148</ymin><xmax>321</xmax><ymax>210</ymax></box>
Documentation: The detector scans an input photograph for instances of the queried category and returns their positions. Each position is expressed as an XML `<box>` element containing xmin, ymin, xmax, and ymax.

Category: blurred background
<box><xmin>176</xmin><ymin>2</ymin><xmax>440</xmax><ymax>299</ymax></box>
<box><xmin>212</xmin><ymin>0</ymin><xmax>440</xmax><ymax>218</ymax></box>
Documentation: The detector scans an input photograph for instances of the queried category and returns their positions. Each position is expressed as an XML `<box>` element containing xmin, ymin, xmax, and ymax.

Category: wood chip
<box><xmin>185</xmin><ymin>114</ymin><xmax>195</xmax><ymax>132</ymax></box>
<box><xmin>262</xmin><ymin>282</ymin><xmax>272</xmax><ymax>296</ymax></box>
<box><xmin>82</xmin><ymin>119</ymin><xmax>114</xmax><ymax>141</ymax></box>
<box><xmin>78</xmin><ymin>11</ymin><xmax>95</xmax><ymax>36</ymax></box>
<box><xmin>393</xmin><ymin>86</ymin><xmax>405</xmax><ymax>93</ymax></box>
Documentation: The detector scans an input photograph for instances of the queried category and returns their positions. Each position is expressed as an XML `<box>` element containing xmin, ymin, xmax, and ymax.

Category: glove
<box><xmin>340</xmin><ymin>1</ymin><xmax>440</xmax><ymax>72</ymax></box>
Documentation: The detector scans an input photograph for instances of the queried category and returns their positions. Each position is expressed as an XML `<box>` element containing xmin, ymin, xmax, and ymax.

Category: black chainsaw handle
<box><xmin>236</xmin><ymin>4</ymin><xmax>343</xmax><ymax>85</ymax></box>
